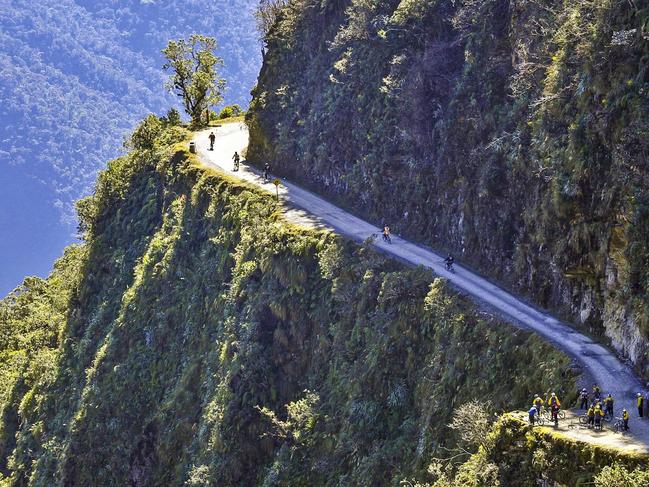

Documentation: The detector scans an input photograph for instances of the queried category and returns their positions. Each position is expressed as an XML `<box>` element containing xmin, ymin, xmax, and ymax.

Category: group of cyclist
<box><xmin>528</xmin><ymin>384</ymin><xmax>639</xmax><ymax>432</ymax></box>
<box><xmin>208</xmin><ymin>132</ymin><xmax>272</xmax><ymax>181</ymax></box>
<box><xmin>529</xmin><ymin>392</ymin><xmax>563</xmax><ymax>427</ymax></box>
<box><xmin>381</xmin><ymin>226</ymin><xmax>455</xmax><ymax>271</ymax></box>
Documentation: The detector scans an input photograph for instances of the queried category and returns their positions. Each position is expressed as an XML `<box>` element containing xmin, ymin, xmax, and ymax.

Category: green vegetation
<box><xmin>0</xmin><ymin>246</ymin><xmax>85</xmax><ymax>475</ymax></box>
<box><xmin>0</xmin><ymin>122</ymin><xmax>589</xmax><ymax>486</ymax></box>
<box><xmin>217</xmin><ymin>104</ymin><xmax>244</xmax><ymax>119</ymax></box>
<box><xmin>405</xmin><ymin>415</ymin><xmax>649</xmax><ymax>486</ymax></box>
<box><xmin>162</xmin><ymin>34</ymin><xmax>227</xmax><ymax>127</ymax></box>
<box><xmin>246</xmin><ymin>0</ymin><xmax>649</xmax><ymax>377</ymax></box>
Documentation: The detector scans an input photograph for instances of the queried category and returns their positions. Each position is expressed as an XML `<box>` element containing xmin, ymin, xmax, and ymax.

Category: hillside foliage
<box><xmin>246</xmin><ymin>0</ymin><xmax>649</xmax><ymax>377</ymax></box>
<box><xmin>0</xmin><ymin>124</ymin><xmax>582</xmax><ymax>486</ymax></box>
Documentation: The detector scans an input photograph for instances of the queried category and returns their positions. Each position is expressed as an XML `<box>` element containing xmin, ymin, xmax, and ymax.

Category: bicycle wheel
<box><xmin>558</xmin><ymin>410</ymin><xmax>566</xmax><ymax>420</ymax></box>
<box><xmin>578</xmin><ymin>415</ymin><xmax>589</xmax><ymax>425</ymax></box>
<box><xmin>535</xmin><ymin>415</ymin><xmax>545</xmax><ymax>426</ymax></box>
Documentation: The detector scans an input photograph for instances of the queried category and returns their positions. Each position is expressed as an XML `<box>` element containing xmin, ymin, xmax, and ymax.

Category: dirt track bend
<box><xmin>194</xmin><ymin>123</ymin><xmax>649</xmax><ymax>451</ymax></box>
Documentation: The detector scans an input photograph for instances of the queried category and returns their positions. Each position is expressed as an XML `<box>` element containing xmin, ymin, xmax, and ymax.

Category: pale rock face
<box><xmin>603</xmin><ymin>301</ymin><xmax>648</xmax><ymax>372</ymax></box>
<box><xmin>579</xmin><ymin>292</ymin><xmax>593</xmax><ymax>324</ymax></box>
<box><xmin>605</xmin><ymin>259</ymin><xmax>618</xmax><ymax>289</ymax></box>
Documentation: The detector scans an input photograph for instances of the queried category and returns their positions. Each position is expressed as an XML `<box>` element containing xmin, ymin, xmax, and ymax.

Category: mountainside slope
<box><xmin>0</xmin><ymin>124</ymin><xmax>585</xmax><ymax>486</ymax></box>
<box><xmin>247</xmin><ymin>0</ymin><xmax>649</xmax><ymax>377</ymax></box>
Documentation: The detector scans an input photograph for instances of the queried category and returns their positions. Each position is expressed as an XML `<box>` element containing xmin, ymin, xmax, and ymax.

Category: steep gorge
<box><xmin>0</xmin><ymin>125</ymin><xmax>590</xmax><ymax>486</ymax></box>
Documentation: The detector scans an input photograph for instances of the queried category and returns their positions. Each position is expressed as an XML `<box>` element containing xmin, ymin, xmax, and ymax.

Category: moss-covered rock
<box><xmin>247</xmin><ymin>0</ymin><xmax>649</xmax><ymax>378</ymax></box>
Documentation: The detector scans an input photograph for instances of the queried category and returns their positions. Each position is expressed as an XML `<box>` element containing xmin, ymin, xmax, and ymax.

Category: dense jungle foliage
<box><xmin>247</xmin><ymin>0</ymin><xmax>649</xmax><ymax>377</ymax></box>
<box><xmin>0</xmin><ymin>122</ymin><xmax>587</xmax><ymax>486</ymax></box>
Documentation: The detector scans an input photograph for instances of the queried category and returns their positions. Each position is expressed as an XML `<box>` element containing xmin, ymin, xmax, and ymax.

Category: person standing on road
<box><xmin>547</xmin><ymin>392</ymin><xmax>561</xmax><ymax>409</ymax></box>
<box><xmin>533</xmin><ymin>394</ymin><xmax>543</xmax><ymax>415</ymax></box>
<box><xmin>587</xmin><ymin>405</ymin><xmax>595</xmax><ymax>428</ymax></box>
<box><xmin>622</xmin><ymin>409</ymin><xmax>630</xmax><ymax>431</ymax></box>
<box><xmin>594</xmin><ymin>404</ymin><xmax>604</xmax><ymax>430</ymax></box>
<box><xmin>263</xmin><ymin>162</ymin><xmax>271</xmax><ymax>182</ymax></box>
<box><xmin>579</xmin><ymin>388</ymin><xmax>589</xmax><ymax>410</ymax></box>
<box><xmin>209</xmin><ymin>131</ymin><xmax>216</xmax><ymax>151</ymax></box>
<box><xmin>528</xmin><ymin>405</ymin><xmax>537</xmax><ymax>425</ymax></box>
<box><xmin>638</xmin><ymin>393</ymin><xmax>644</xmax><ymax>417</ymax></box>
<box><xmin>232</xmin><ymin>151</ymin><xmax>240</xmax><ymax>171</ymax></box>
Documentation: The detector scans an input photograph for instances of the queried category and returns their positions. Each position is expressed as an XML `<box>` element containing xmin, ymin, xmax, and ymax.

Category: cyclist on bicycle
<box><xmin>622</xmin><ymin>409</ymin><xmax>629</xmax><ymax>431</ymax></box>
<box><xmin>547</xmin><ymin>393</ymin><xmax>561</xmax><ymax>426</ymax></box>
<box><xmin>547</xmin><ymin>393</ymin><xmax>561</xmax><ymax>408</ymax></box>
<box><xmin>444</xmin><ymin>254</ymin><xmax>455</xmax><ymax>272</ymax></box>
<box><xmin>604</xmin><ymin>393</ymin><xmax>614</xmax><ymax>418</ymax></box>
<box><xmin>382</xmin><ymin>226</ymin><xmax>392</xmax><ymax>243</ymax></box>
<box><xmin>232</xmin><ymin>151</ymin><xmax>240</xmax><ymax>171</ymax></box>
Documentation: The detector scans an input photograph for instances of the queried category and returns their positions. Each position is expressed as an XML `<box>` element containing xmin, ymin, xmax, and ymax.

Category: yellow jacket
<box><xmin>595</xmin><ymin>407</ymin><xmax>604</xmax><ymax>417</ymax></box>
<box><xmin>623</xmin><ymin>410</ymin><xmax>629</xmax><ymax>420</ymax></box>
<box><xmin>547</xmin><ymin>396</ymin><xmax>561</xmax><ymax>408</ymax></box>
<box><xmin>638</xmin><ymin>396</ymin><xmax>644</xmax><ymax>407</ymax></box>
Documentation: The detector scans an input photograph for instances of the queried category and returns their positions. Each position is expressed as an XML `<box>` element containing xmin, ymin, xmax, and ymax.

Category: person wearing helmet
<box><xmin>594</xmin><ymin>404</ymin><xmax>605</xmax><ymax>430</ymax></box>
<box><xmin>528</xmin><ymin>405</ymin><xmax>537</xmax><ymax>425</ymax></box>
<box><xmin>547</xmin><ymin>392</ymin><xmax>561</xmax><ymax>408</ymax></box>
<box><xmin>638</xmin><ymin>393</ymin><xmax>644</xmax><ymax>417</ymax></box>
<box><xmin>444</xmin><ymin>254</ymin><xmax>455</xmax><ymax>272</ymax></box>
<box><xmin>579</xmin><ymin>388</ymin><xmax>588</xmax><ymax>410</ymax></box>
<box><xmin>622</xmin><ymin>409</ymin><xmax>630</xmax><ymax>431</ymax></box>
<box><xmin>533</xmin><ymin>394</ymin><xmax>543</xmax><ymax>415</ymax></box>
<box><xmin>604</xmin><ymin>393</ymin><xmax>614</xmax><ymax>419</ymax></box>
<box><xmin>548</xmin><ymin>393</ymin><xmax>561</xmax><ymax>426</ymax></box>
<box><xmin>587</xmin><ymin>404</ymin><xmax>595</xmax><ymax>428</ymax></box>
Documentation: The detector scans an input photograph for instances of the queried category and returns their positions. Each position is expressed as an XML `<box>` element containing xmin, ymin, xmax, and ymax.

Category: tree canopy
<box><xmin>162</xmin><ymin>35</ymin><xmax>226</xmax><ymax>127</ymax></box>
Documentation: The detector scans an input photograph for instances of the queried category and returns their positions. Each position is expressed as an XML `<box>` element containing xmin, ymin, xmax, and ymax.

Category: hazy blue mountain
<box><xmin>0</xmin><ymin>0</ymin><xmax>261</xmax><ymax>296</ymax></box>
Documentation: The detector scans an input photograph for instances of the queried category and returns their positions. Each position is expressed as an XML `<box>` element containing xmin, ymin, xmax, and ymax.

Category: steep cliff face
<box><xmin>0</xmin><ymin>124</ymin><xmax>582</xmax><ymax>486</ymax></box>
<box><xmin>247</xmin><ymin>0</ymin><xmax>649</xmax><ymax>376</ymax></box>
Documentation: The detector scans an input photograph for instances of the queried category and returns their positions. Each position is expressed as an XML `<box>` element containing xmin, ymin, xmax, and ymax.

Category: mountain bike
<box><xmin>541</xmin><ymin>407</ymin><xmax>565</xmax><ymax>421</ymax></box>
<box><xmin>612</xmin><ymin>417</ymin><xmax>627</xmax><ymax>434</ymax></box>
<box><xmin>533</xmin><ymin>413</ymin><xmax>545</xmax><ymax>426</ymax></box>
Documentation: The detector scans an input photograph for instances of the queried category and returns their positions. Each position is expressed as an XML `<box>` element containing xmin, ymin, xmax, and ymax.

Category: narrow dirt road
<box><xmin>194</xmin><ymin>123</ymin><xmax>649</xmax><ymax>450</ymax></box>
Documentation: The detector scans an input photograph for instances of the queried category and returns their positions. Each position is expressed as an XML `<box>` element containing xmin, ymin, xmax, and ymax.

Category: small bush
<box><xmin>218</xmin><ymin>104</ymin><xmax>244</xmax><ymax>119</ymax></box>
